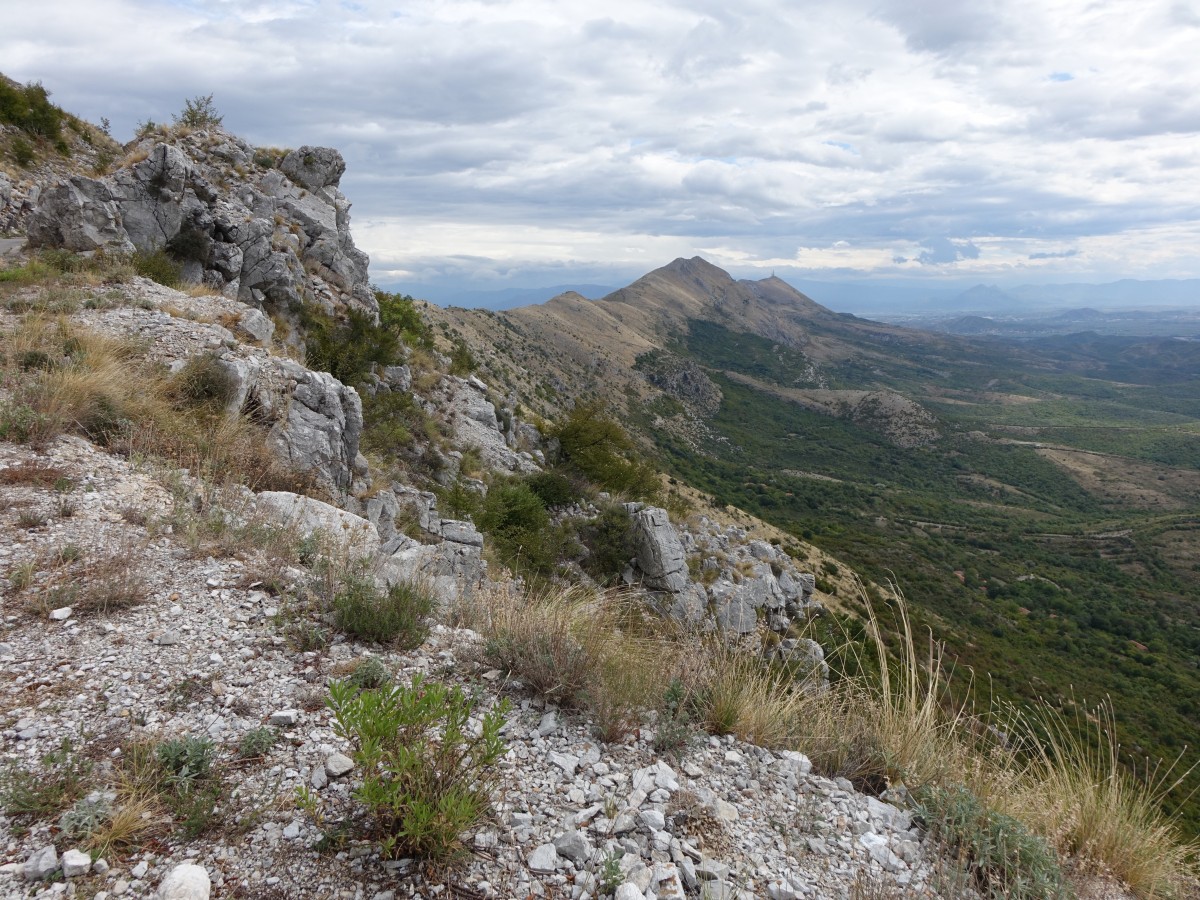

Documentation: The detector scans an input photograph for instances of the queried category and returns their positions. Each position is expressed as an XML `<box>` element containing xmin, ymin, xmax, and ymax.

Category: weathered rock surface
<box><xmin>157</xmin><ymin>862</ymin><xmax>212</xmax><ymax>899</ymax></box>
<box><xmin>441</xmin><ymin>375</ymin><xmax>539</xmax><ymax>474</ymax></box>
<box><xmin>256</xmin><ymin>491</ymin><xmax>380</xmax><ymax>558</ymax></box>
<box><xmin>631</xmin><ymin>506</ymin><xmax>688</xmax><ymax>592</ymax></box>
<box><xmin>27</xmin><ymin>128</ymin><xmax>375</xmax><ymax>315</ymax></box>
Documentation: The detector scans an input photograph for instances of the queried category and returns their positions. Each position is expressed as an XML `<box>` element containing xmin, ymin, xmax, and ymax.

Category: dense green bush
<box><xmin>0</xmin><ymin>80</ymin><xmax>64</xmax><ymax>140</ymax></box>
<box><xmin>132</xmin><ymin>249</ymin><xmax>183</xmax><ymax>288</ymax></box>
<box><xmin>555</xmin><ymin>401</ymin><xmax>660</xmax><ymax>500</ymax></box>
<box><xmin>333</xmin><ymin>575</ymin><xmax>433</xmax><ymax>648</ymax></box>
<box><xmin>477</xmin><ymin>479</ymin><xmax>566</xmax><ymax>576</ymax></box>
<box><xmin>376</xmin><ymin>290</ymin><xmax>433</xmax><ymax>349</ymax></box>
<box><xmin>173</xmin><ymin>94</ymin><xmax>223</xmax><ymax>129</ymax></box>
<box><xmin>576</xmin><ymin>503</ymin><xmax>635</xmax><ymax>585</ymax></box>
<box><xmin>327</xmin><ymin>675</ymin><xmax>508</xmax><ymax>861</ymax></box>
<box><xmin>526</xmin><ymin>470</ymin><xmax>579</xmax><ymax>508</ymax></box>
<box><xmin>301</xmin><ymin>304</ymin><xmax>401</xmax><ymax>387</ymax></box>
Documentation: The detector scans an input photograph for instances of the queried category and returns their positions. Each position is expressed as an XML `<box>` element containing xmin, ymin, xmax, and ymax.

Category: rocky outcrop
<box><xmin>256</xmin><ymin>491</ymin><xmax>380</xmax><ymax>559</ymax></box>
<box><xmin>638</xmin><ymin>353</ymin><xmax>723</xmax><ymax>417</ymax></box>
<box><xmin>441</xmin><ymin>375</ymin><xmax>540</xmax><ymax>474</ymax></box>
<box><xmin>630</xmin><ymin>506</ymin><xmax>689</xmax><ymax>593</ymax></box>
<box><xmin>379</xmin><ymin>519</ymin><xmax>487</xmax><ymax>604</ymax></box>
<box><xmin>206</xmin><ymin>351</ymin><xmax>364</xmax><ymax>498</ymax></box>
<box><xmin>27</xmin><ymin>128</ymin><xmax>375</xmax><ymax>316</ymax></box>
<box><xmin>621</xmin><ymin>506</ymin><xmax>821</xmax><ymax>647</ymax></box>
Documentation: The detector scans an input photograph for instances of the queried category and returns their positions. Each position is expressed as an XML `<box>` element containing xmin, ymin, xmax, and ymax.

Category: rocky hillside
<box><xmin>422</xmin><ymin>257</ymin><xmax>951</xmax><ymax>452</ymax></box>
<box><xmin>0</xmin><ymin>107</ymin><xmax>1012</xmax><ymax>900</ymax></box>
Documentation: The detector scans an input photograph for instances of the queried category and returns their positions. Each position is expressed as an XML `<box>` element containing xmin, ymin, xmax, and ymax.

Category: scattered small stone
<box><xmin>527</xmin><ymin>843</ymin><xmax>558</xmax><ymax>874</ymax></box>
<box><xmin>62</xmin><ymin>849</ymin><xmax>92</xmax><ymax>878</ymax></box>
<box><xmin>156</xmin><ymin>862</ymin><xmax>210</xmax><ymax>900</ymax></box>
<box><xmin>23</xmin><ymin>845</ymin><xmax>58</xmax><ymax>881</ymax></box>
<box><xmin>50</xmin><ymin>606</ymin><xmax>73</xmax><ymax>621</ymax></box>
<box><xmin>269</xmin><ymin>709</ymin><xmax>299</xmax><ymax>726</ymax></box>
<box><xmin>325</xmin><ymin>752</ymin><xmax>354</xmax><ymax>778</ymax></box>
<box><xmin>552</xmin><ymin>830</ymin><xmax>590</xmax><ymax>863</ymax></box>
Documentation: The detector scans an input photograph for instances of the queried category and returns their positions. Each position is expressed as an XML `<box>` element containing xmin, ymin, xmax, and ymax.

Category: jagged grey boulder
<box><xmin>209</xmin><ymin>353</ymin><xmax>363</xmax><ymax>495</ymax></box>
<box><xmin>156</xmin><ymin>862</ymin><xmax>211</xmax><ymax>900</ymax></box>
<box><xmin>280</xmin><ymin>146</ymin><xmax>346</xmax><ymax>192</ymax></box>
<box><xmin>265</xmin><ymin>361</ymin><xmax>363</xmax><ymax>495</ymax></box>
<box><xmin>22</xmin><ymin>845</ymin><xmax>58</xmax><ymax>881</ymax></box>
<box><xmin>233</xmin><ymin>308</ymin><xmax>274</xmax><ymax>344</ymax></box>
<box><xmin>256</xmin><ymin>491</ymin><xmax>380</xmax><ymax>559</ymax></box>
<box><xmin>379</xmin><ymin>539</ymin><xmax>484</xmax><ymax>605</ymax></box>
<box><xmin>26</xmin><ymin>177</ymin><xmax>128</xmax><ymax>252</ymax></box>
<box><xmin>28</xmin><ymin>129</ymin><xmax>375</xmax><ymax>314</ymax></box>
<box><xmin>632</xmin><ymin>507</ymin><xmax>688</xmax><ymax>592</ymax></box>
<box><xmin>666</xmin><ymin>583</ymin><xmax>707</xmax><ymax>623</ymax></box>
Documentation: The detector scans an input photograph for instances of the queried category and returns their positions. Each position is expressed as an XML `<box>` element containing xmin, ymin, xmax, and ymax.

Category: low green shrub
<box><xmin>327</xmin><ymin>675</ymin><xmax>509</xmax><ymax>862</ymax></box>
<box><xmin>300</xmin><ymin>303</ymin><xmax>403</xmax><ymax>387</ymax></box>
<box><xmin>653</xmin><ymin>677</ymin><xmax>698</xmax><ymax>757</ymax></box>
<box><xmin>555</xmin><ymin>401</ymin><xmax>660</xmax><ymax>500</ymax></box>
<box><xmin>11</xmin><ymin>137</ymin><xmax>34</xmax><ymax>167</ymax></box>
<box><xmin>333</xmin><ymin>575</ymin><xmax>433</xmax><ymax>648</ymax></box>
<box><xmin>448</xmin><ymin>339</ymin><xmax>475</xmax><ymax>376</ymax></box>
<box><xmin>157</xmin><ymin>736</ymin><xmax>214</xmax><ymax>783</ymax></box>
<box><xmin>576</xmin><ymin>503</ymin><xmax>635</xmax><ymax>585</ymax></box>
<box><xmin>132</xmin><ymin>249</ymin><xmax>183</xmax><ymax>288</ymax></box>
<box><xmin>436</xmin><ymin>476</ymin><xmax>483</xmax><ymax>520</ymax></box>
<box><xmin>238</xmin><ymin>727</ymin><xmax>278</xmax><ymax>759</ymax></box>
<box><xmin>348</xmin><ymin>656</ymin><xmax>393</xmax><ymax>689</ymax></box>
<box><xmin>476</xmin><ymin>478</ymin><xmax>568</xmax><ymax>577</ymax></box>
<box><xmin>526</xmin><ymin>470</ymin><xmax>578</xmax><ymax>508</ymax></box>
<box><xmin>59</xmin><ymin>795</ymin><xmax>113</xmax><ymax>841</ymax></box>
<box><xmin>0</xmin><ymin>738</ymin><xmax>92</xmax><ymax>819</ymax></box>
<box><xmin>916</xmin><ymin>784</ymin><xmax>1071</xmax><ymax>900</ymax></box>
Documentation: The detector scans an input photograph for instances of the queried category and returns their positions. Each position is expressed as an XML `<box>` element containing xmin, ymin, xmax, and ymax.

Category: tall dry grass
<box><xmin>1004</xmin><ymin>701</ymin><xmax>1200</xmax><ymax>898</ymax></box>
<box><xmin>469</xmin><ymin>580</ymin><xmax>1198</xmax><ymax>897</ymax></box>
<box><xmin>1</xmin><ymin>315</ymin><xmax>309</xmax><ymax>492</ymax></box>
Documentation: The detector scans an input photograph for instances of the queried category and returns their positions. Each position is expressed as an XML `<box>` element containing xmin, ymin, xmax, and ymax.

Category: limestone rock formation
<box><xmin>631</xmin><ymin>506</ymin><xmax>688</xmax><ymax>593</ymax></box>
<box><xmin>27</xmin><ymin>128</ymin><xmax>375</xmax><ymax>315</ymax></box>
<box><xmin>256</xmin><ymin>491</ymin><xmax>380</xmax><ymax>559</ymax></box>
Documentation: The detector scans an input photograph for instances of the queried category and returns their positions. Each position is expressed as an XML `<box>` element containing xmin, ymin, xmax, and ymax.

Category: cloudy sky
<box><xmin>4</xmin><ymin>0</ymin><xmax>1200</xmax><ymax>300</ymax></box>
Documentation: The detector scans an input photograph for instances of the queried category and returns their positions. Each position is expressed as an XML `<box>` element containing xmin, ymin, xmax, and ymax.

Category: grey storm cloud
<box><xmin>917</xmin><ymin>238</ymin><xmax>982</xmax><ymax>265</ymax></box>
<box><xmin>1</xmin><ymin>0</ymin><xmax>1199</xmax><ymax>294</ymax></box>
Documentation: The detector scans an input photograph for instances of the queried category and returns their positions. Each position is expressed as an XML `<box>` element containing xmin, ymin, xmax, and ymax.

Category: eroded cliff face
<box><xmin>26</xmin><ymin>129</ymin><xmax>375</xmax><ymax>317</ymax></box>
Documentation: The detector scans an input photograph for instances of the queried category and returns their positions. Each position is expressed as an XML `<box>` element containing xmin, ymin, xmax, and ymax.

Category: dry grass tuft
<box><xmin>1</xmin><ymin>315</ymin><xmax>312</xmax><ymax>492</ymax></box>
<box><xmin>1009</xmin><ymin>701</ymin><xmax>1200</xmax><ymax>899</ymax></box>
<box><xmin>700</xmin><ymin>649</ymin><xmax>810</xmax><ymax>749</ymax></box>
<box><xmin>0</xmin><ymin>461</ymin><xmax>66</xmax><ymax>486</ymax></box>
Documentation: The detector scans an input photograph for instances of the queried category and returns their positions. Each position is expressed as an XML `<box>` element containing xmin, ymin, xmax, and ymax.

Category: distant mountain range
<box><xmin>410</xmin><ymin>274</ymin><xmax>1199</xmax><ymax>320</ymax></box>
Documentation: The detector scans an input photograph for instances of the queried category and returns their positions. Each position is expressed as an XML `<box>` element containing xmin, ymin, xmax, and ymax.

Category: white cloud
<box><xmin>2</xmin><ymin>0</ymin><xmax>1198</xmax><ymax>295</ymax></box>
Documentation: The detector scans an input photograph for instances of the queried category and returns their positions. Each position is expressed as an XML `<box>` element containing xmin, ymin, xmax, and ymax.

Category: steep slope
<box><xmin>430</xmin><ymin>256</ymin><xmax>1200</xmax><ymax>834</ymax></box>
